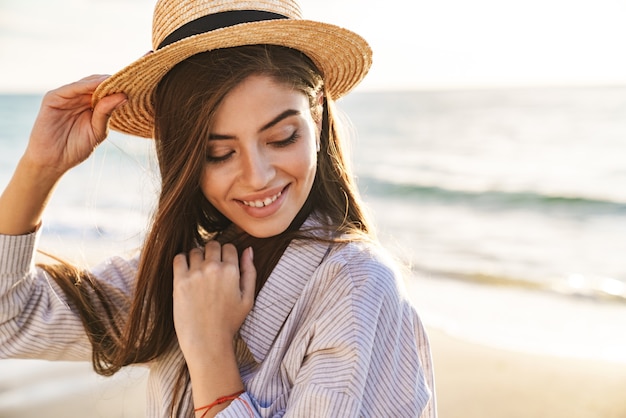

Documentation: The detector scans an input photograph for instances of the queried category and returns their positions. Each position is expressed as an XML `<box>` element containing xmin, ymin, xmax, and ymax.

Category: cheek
<box><xmin>300</xmin><ymin>128</ymin><xmax>320</xmax><ymax>171</ymax></box>
<box><xmin>200</xmin><ymin>167</ymin><xmax>223</xmax><ymax>205</ymax></box>
<box><xmin>292</xmin><ymin>141</ymin><xmax>318</xmax><ymax>179</ymax></box>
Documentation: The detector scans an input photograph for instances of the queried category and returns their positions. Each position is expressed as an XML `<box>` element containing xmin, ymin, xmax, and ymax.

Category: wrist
<box><xmin>184</xmin><ymin>333</ymin><xmax>236</xmax><ymax>370</ymax></box>
<box><xmin>18</xmin><ymin>154</ymin><xmax>65</xmax><ymax>184</ymax></box>
<box><xmin>0</xmin><ymin>156</ymin><xmax>61</xmax><ymax>235</ymax></box>
<box><xmin>194</xmin><ymin>389</ymin><xmax>245</xmax><ymax>418</ymax></box>
<box><xmin>186</xmin><ymin>345</ymin><xmax>244</xmax><ymax>417</ymax></box>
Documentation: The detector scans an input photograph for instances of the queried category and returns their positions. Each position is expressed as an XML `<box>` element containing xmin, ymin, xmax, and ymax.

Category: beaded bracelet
<box><xmin>194</xmin><ymin>390</ymin><xmax>245</xmax><ymax>418</ymax></box>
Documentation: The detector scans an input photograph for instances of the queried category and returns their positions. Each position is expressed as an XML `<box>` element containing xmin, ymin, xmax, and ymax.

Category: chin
<box><xmin>241</xmin><ymin>222</ymin><xmax>291</xmax><ymax>239</ymax></box>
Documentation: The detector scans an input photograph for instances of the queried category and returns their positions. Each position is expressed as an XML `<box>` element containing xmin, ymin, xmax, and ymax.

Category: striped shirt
<box><xmin>0</xmin><ymin>229</ymin><xmax>436</xmax><ymax>417</ymax></box>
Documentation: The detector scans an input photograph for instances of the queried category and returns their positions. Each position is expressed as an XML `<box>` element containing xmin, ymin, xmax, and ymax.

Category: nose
<box><xmin>241</xmin><ymin>147</ymin><xmax>275</xmax><ymax>190</ymax></box>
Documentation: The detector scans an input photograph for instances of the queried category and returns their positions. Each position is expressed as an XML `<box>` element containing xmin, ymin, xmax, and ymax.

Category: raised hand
<box><xmin>24</xmin><ymin>74</ymin><xmax>127</xmax><ymax>177</ymax></box>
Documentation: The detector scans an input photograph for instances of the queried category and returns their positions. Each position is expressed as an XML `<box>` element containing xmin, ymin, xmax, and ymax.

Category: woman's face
<box><xmin>201</xmin><ymin>75</ymin><xmax>320</xmax><ymax>238</ymax></box>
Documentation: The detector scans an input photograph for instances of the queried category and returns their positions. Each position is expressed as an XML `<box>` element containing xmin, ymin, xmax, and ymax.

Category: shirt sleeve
<box><xmin>0</xmin><ymin>231</ymin><xmax>138</xmax><ymax>362</ymax></box>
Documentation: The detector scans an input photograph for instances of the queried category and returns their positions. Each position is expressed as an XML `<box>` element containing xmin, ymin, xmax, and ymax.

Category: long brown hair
<box><xmin>41</xmin><ymin>45</ymin><xmax>372</xmax><ymax>377</ymax></box>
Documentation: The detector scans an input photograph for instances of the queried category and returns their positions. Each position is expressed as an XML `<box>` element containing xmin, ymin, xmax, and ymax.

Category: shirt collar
<box><xmin>239</xmin><ymin>217</ymin><xmax>331</xmax><ymax>363</ymax></box>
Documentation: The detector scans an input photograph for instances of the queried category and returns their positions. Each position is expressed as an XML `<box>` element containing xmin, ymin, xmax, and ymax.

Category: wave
<box><xmin>358</xmin><ymin>176</ymin><xmax>626</xmax><ymax>217</ymax></box>
<box><xmin>410</xmin><ymin>265</ymin><xmax>626</xmax><ymax>304</ymax></box>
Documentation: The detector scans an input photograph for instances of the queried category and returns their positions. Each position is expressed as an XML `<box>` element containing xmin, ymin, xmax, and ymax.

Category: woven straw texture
<box><xmin>93</xmin><ymin>0</ymin><xmax>372</xmax><ymax>138</ymax></box>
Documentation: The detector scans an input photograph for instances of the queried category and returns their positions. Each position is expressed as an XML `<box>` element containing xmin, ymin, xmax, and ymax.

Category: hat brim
<box><xmin>92</xmin><ymin>19</ymin><xmax>372</xmax><ymax>138</ymax></box>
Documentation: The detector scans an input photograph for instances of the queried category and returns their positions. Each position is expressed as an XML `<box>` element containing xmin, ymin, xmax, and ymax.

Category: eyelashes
<box><xmin>271</xmin><ymin>131</ymin><xmax>299</xmax><ymax>148</ymax></box>
<box><xmin>205</xmin><ymin>151</ymin><xmax>233</xmax><ymax>164</ymax></box>
<box><xmin>205</xmin><ymin>130</ymin><xmax>300</xmax><ymax>164</ymax></box>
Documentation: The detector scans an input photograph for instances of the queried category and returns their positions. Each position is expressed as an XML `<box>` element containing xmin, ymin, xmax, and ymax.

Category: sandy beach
<box><xmin>429</xmin><ymin>327</ymin><xmax>626</xmax><ymax>418</ymax></box>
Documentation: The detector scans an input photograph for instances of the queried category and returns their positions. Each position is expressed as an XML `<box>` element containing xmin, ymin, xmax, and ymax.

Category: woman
<box><xmin>0</xmin><ymin>0</ymin><xmax>435</xmax><ymax>417</ymax></box>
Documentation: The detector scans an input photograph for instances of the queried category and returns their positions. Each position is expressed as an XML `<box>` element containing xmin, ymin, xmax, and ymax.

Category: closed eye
<box><xmin>206</xmin><ymin>150</ymin><xmax>234</xmax><ymax>163</ymax></box>
<box><xmin>271</xmin><ymin>131</ymin><xmax>299</xmax><ymax>148</ymax></box>
<box><xmin>206</xmin><ymin>130</ymin><xmax>299</xmax><ymax>163</ymax></box>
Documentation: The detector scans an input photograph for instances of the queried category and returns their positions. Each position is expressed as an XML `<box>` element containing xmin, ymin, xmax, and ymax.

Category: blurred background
<box><xmin>1</xmin><ymin>0</ymin><xmax>626</xmax><ymax>417</ymax></box>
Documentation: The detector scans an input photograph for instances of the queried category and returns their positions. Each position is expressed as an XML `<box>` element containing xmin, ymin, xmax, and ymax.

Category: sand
<box><xmin>429</xmin><ymin>327</ymin><xmax>626</xmax><ymax>418</ymax></box>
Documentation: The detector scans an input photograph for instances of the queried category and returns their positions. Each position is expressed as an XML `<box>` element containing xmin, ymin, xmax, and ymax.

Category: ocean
<box><xmin>1</xmin><ymin>87</ymin><xmax>626</xmax><ymax>414</ymax></box>
<box><xmin>341</xmin><ymin>87</ymin><xmax>626</xmax><ymax>301</ymax></box>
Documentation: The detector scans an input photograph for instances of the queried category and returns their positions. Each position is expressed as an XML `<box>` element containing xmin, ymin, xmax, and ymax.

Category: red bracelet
<box><xmin>194</xmin><ymin>390</ymin><xmax>245</xmax><ymax>418</ymax></box>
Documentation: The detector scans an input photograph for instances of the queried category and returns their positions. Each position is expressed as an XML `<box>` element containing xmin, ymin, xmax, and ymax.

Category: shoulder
<box><xmin>316</xmin><ymin>239</ymin><xmax>409</xmax><ymax>307</ymax></box>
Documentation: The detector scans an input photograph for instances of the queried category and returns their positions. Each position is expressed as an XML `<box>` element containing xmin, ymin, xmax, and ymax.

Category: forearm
<box><xmin>187</xmin><ymin>337</ymin><xmax>244</xmax><ymax>418</ymax></box>
<box><xmin>0</xmin><ymin>156</ymin><xmax>62</xmax><ymax>235</ymax></box>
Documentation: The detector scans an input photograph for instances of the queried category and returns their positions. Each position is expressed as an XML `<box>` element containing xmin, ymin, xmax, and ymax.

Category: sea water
<box><xmin>341</xmin><ymin>87</ymin><xmax>626</xmax><ymax>299</ymax></box>
<box><xmin>1</xmin><ymin>87</ymin><xmax>626</xmax><ymax>413</ymax></box>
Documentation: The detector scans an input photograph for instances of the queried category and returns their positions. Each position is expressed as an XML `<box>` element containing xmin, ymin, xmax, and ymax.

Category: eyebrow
<box><xmin>209</xmin><ymin>109</ymin><xmax>301</xmax><ymax>140</ymax></box>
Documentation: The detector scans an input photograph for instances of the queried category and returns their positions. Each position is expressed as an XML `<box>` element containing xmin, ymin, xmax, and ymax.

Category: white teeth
<box><xmin>243</xmin><ymin>191</ymin><xmax>281</xmax><ymax>208</ymax></box>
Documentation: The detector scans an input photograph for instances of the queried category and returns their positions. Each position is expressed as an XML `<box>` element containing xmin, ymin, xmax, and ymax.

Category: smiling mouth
<box><xmin>241</xmin><ymin>190</ymin><xmax>283</xmax><ymax>208</ymax></box>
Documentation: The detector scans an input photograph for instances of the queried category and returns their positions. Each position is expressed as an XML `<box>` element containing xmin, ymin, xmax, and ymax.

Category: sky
<box><xmin>2</xmin><ymin>0</ymin><xmax>626</xmax><ymax>93</ymax></box>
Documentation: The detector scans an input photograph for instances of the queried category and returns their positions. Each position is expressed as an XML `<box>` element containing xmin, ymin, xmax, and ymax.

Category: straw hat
<box><xmin>92</xmin><ymin>0</ymin><xmax>372</xmax><ymax>138</ymax></box>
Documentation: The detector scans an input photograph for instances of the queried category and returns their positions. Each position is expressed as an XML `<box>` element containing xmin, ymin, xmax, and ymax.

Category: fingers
<box><xmin>91</xmin><ymin>92</ymin><xmax>127</xmax><ymax>141</ymax></box>
<box><xmin>178</xmin><ymin>248</ymin><xmax>201</xmax><ymax>274</ymax></box>
<box><xmin>172</xmin><ymin>252</ymin><xmax>190</xmax><ymax>279</ymax></box>
<box><xmin>93</xmin><ymin>91</ymin><xmax>127</xmax><ymax>117</ymax></box>
<box><xmin>50</xmin><ymin>75</ymin><xmax>110</xmax><ymax>102</ymax></box>
<box><xmin>172</xmin><ymin>243</ymin><xmax>255</xmax><ymax>344</ymax></box>
<box><xmin>42</xmin><ymin>74</ymin><xmax>128</xmax><ymax>145</ymax></box>
<box><xmin>178</xmin><ymin>242</ymin><xmax>240</xmax><ymax>271</ymax></box>
<box><xmin>204</xmin><ymin>240</ymin><xmax>222</xmax><ymax>263</ymax></box>
<box><xmin>240</xmin><ymin>247</ymin><xmax>257</xmax><ymax>306</ymax></box>
<box><xmin>220</xmin><ymin>243</ymin><xmax>238</xmax><ymax>265</ymax></box>
<box><xmin>175</xmin><ymin>243</ymin><xmax>256</xmax><ymax>296</ymax></box>
<box><xmin>89</xmin><ymin>75</ymin><xmax>127</xmax><ymax>140</ymax></box>
<box><xmin>76</xmin><ymin>74</ymin><xmax>111</xmax><ymax>90</ymax></box>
